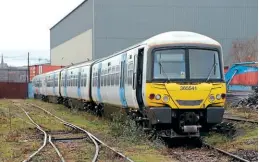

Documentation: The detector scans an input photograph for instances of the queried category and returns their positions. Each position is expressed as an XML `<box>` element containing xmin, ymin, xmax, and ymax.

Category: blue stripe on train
<box><xmin>119</xmin><ymin>53</ymin><xmax>127</xmax><ymax>108</ymax></box>
<box><xmin>97</xmin><ymin>63</ymin><xmax>102</xmax><ymax>102</ymax></box>
<box><xmin>64</xmin><ymin>71</ymin><xmax>67</xmax><ymax>97</ymax></box>
<box><xmin>77</xmin><ymin>68</ymin><xmax>82</xmax><ymax>98</ymax></box>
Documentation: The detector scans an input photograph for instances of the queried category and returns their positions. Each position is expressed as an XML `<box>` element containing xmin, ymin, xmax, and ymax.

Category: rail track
<box><xmin>10</xmin><ymin>99</ymin><xmax>254</xmax><ymax>162</ymax></box>
<box><xmin>202</xmin><ymin>142</ymin><xmax>250</xmax><ymax>162</ymax></box>
<box><xmin>13</xmin><ymin>101</ymin><xmax>134</xmax><ymax>162</ymax></box>
<box><xmin>223</xmin><ymin>116</ymin><xmax>258</xmax><ymax>124</ymax></box>
<box><xmin>18</xmin><ymin>105</ymin><xmax>49</xmax><ymax>162</ymax></box>
<box><xmin>167</xmin><ymin>140</ymin><xmax>251</xmax><ymax>162</ymax></box>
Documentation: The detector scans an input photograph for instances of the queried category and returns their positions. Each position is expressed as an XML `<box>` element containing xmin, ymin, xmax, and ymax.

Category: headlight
<box><xmin>163</xmin><ymin>95</ymin><xmax>169</xmax><ymax>103</ymax></box>
<box><xmin>209</xmin><ymin>95</ymin><xmax>215</xmax><ymax>102</ymax></box>
<box><xmin>216</xmin><ymin>94</ymin><xmax>221</xmax><ymax>100</ymax></box>
<box><xmin>155</xmin><ymin>94</ymin><xmax>161</xmax><ymax>100</ymax></box>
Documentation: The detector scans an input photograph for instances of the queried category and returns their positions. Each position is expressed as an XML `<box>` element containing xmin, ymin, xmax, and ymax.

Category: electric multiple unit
<box><xmin>32</xmin><ymin>31</ymin><xmax>226</xmax><ymax>138</ymax></box>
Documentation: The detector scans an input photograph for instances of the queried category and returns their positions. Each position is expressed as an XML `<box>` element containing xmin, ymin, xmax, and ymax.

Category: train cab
<box><xmin>139</xmin><ymin>31</ymin><xmax>227</xmax><ymax>137</ymax></box>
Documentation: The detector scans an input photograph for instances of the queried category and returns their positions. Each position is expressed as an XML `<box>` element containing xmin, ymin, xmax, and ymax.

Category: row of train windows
<box><xmin>34</xmin><ymin>80</ymin><xmax>42</xmax><ymax>87</ymax></box>
<box><xmin>92</xmin><ymin>62</ymin><xmax>134</xmax><ymax>87</ymax></box>
<box><xmin>46</xmin><ymin>78</ymin><xmax>58</xmax><ymax>87</ymax></box>
<box><xmin>60</xmin><ymin>74</ymin><xmax>87</xmax><ymax>87</ymax></box>
<box><xmin>33</xmin><ymin>62</ymin><xmax>134</xmax><ymax>88</ymax></box>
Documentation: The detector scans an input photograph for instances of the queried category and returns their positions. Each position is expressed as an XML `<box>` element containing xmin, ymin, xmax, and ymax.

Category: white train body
<box><xmin>32</xmin><ymin>31</ymin><xmax>226</xmax><ymax>138</ymax></box>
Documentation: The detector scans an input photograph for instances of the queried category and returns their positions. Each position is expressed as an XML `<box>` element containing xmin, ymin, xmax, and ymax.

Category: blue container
<box><xmin>28</xmin><ymin>83</ymin><xmax>34</xmax><ymax>98</ymax></box>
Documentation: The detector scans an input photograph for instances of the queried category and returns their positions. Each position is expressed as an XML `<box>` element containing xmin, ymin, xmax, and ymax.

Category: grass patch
<box><xmin>108</xmin><ymin>112</ymin><xmax>147</xmax><ymax>143</ymax></box>
<box><xmin>225</xmin><ymin>104</ymin><xmax>258</xmax><ymax>121</ymax></box>
<box><xmin>0</xmin><ymin>100</ymin><xmax>41</xmax><ymax>162</ymax></box>
<box><xmin>204</xmin><ymin>122</ymin><xmax>258</xmax><ymax>152</ymax></box>
<box><xmin>204</xmin><ymin>133</ymin><xmax>230</xmax><ymax>146</ymax></box>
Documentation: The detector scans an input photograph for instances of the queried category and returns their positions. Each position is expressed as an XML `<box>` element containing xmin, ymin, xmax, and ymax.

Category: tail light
<box><xmin>149</xmin><ymin>94</ymin><xmax>155</xmax><ymax>100</ymax></box>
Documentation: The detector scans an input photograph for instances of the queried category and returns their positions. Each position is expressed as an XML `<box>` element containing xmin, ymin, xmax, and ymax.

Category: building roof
<box><xmin>50</xmin><ymin>0</ymin><xmax>88</xmax><ymax>30</ymax></box>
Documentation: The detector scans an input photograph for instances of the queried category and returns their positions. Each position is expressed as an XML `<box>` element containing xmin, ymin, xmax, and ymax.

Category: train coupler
<box><xmin>158</xmin><ymin>129</ymin><xmax>200</xmax><ymax>138</ymax></box>
<box><xmin>182</xmin><ymin>125</ymin><xmax>202</xmax><ymax>133</ymax></box>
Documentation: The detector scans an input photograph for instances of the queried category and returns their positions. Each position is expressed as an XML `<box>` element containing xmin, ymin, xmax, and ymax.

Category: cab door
<box><xmin>131</xmin><ymin>49</ymin><xmax>140</xmax><ymax>109</ymax></box>
<box><xmin>134</xmin><ymin>48</ymin><xmax>144</xmax><ymax>110</ymax></box>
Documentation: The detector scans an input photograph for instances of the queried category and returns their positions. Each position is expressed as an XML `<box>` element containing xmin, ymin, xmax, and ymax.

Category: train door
<box><xmin>120</xmin><ymin>53</ymin><xmax>128</xmax><ymax>108</ymax></box>
<box><xmin>135</xmin><ymin>48</ymin><xmax>144</xmax><ymax>110</ymax></box>
<box><xmin>53</xmin><ymin>73</ymin><xmax>55</xmax><ymax>96</ymax></box>
<box><xmin>131</xmin><ymin>50</ymin><xmax>139</xmax><ymax>108</ymax></box>
<box><xmin>43</xmin><ymin>75</ymin><xmax>47</xmax><ymax>96</ymax></box>
<box><xmin>77</xmin><ymin>68</ymin><xmax>82</xmax><ymax>99</ymax></box>
<box><xmin>64</xmin><ymin>70</ymin><xmax>68</xmax><ymax>97</ymax></box>
<box><xmin>59</xmin><ymin>71</ymin><xmax>62</xmax><ymax>97</ymax></box>
<box><xmin>97</xmin><ymin>63</ymin><xmax>102</xmax><ymax>103</ymax></box>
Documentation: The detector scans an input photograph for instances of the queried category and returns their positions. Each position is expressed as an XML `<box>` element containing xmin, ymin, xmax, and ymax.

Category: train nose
<box><xmin>165</xmin><ymin>83</ymin><xmax>212</xmax><ymax>108</ymax></box>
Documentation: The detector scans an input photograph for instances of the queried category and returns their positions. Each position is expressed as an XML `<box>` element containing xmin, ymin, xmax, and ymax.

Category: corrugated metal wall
<box><xmin>94</xmin><ymin>0</ymin><xmax>257</xmax><ymax>65</ymax></box>
<box><xmin>50</xmin><ymin>0</ymin><xmax>257</xmax><ymax>66</ymax></box>
<box><xmin>51</xmin><ymin>29</ymin><xmax>93</xmax><ymax>66</ymax></box>
<box><xmin>0</xmin><ymin>82</ymin><xmax>28</xmax><ymax>99</ymax></box>
<box><xmin>50</xmin><ymin>0</ymin><xmax>93</xmax><ymax>49</ymax></box>
<box><xmin>50</xmin><ymin>0</ymin><xmax>93</xmax><ymax>66</ymax></box>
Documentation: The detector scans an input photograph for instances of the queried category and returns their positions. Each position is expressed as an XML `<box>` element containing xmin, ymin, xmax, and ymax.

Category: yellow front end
<box><xmin>145</xmin><ymin>82</ymin><xmax>226</xmax><ymax>109</ymax></box>
<box><xmin>144</xmin><ymin>82</ymin><xmax>226</xmax><ymax>137</ymax></box>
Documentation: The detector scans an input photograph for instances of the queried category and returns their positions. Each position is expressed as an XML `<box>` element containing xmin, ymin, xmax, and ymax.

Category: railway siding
<box><xmin>0</xmin><ymin>99</ymin><xmax>174</xmax><ymax>162</ymax></box>
<box><xmin>1</xmin><ymin>98</ymin><xmax>257</xmax><ymax>162</ymax></box>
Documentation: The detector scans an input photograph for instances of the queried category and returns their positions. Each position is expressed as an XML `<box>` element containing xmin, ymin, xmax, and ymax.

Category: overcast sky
<box><xmin>0</xmin><ymin>0</ymin><xmax>84</xmax><ymax>66</ymax></box>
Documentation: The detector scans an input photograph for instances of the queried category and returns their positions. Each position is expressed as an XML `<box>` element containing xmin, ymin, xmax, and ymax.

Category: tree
<box><xmin>230</xmin><ymin>36</ymin><xmax>258</xmax><ymax>63</ymax></box>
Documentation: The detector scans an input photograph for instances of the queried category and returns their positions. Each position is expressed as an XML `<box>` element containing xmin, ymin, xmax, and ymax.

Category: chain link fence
<box><xmin>0</xmin><ymin>68</ymin><xmax>28</xmax><ymax>83</ymax></box>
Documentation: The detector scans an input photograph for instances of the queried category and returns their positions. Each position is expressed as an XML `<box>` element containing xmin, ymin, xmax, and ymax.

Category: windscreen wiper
<box><xmin>206</xmin><ymin>63</ymin><xmax>217</xmax><ymax>82</ymax></box>
<box><xmin>159</xmin><ymin>62</ymin><xmax>170</xmax><ymax>83</ymax></box>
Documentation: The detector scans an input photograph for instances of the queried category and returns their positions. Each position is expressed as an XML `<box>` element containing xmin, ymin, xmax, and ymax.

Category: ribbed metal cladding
<box><xmin>176</xmin><ymin>100</ymin><xmax>203</xmax><ymax>106</ymax></box>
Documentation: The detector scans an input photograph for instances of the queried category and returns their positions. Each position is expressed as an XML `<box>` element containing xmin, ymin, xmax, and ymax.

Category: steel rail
<box><xmin>223</xmin><ymin>116</ymin><xmax>258</xmax><ymax>124</ymax></box>
<box><xmin>49</xmin><ymin>135</ymin><xmax>65</xmax><ymax>162</ymax></box>
<box><xmin>18</xmin><ymin>105</ymin><xmax>48</xmax><ymax>162</ymax></box>
<box><xmin>203</xmin><ymin>142</ymin><xmax>249</xmax><ymax>162</ymax></box>
<box><xmin>29</xmin><ymin>103</ymin><xmax>99</xmax><ymax>162</ymax></box>
<box><xmin>29</xmin><ymin>103</ymin><xmax>134</xmax><ymax>162</ymax></box>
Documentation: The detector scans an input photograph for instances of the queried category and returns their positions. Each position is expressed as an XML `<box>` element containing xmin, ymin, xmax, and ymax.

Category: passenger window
<box><xmin>103</xmin><ymin>69</ymin><xmax>106</xmax><ymax>86</ymax></box>
<box><xmin>108</xmin><ymin>68</ymin><xmax>111</xmax><ymax>86</ymax></box>
<box><xmin>75</xmin><ymin>75</ymin><xmax>77</xmax><ymax>87</ymax></box>
<box><xmin>115</xmin><ymin>65</ymin><xmax>120</xmax><ymax>85</ymax></box>
<box><xmin>128</xmin><ymin>62</ymin><xmax>133</xmax><ymax>85</ymax></box>
<box><xmin>85</xmin><ymin>74</ymin><xmax>87</xmax><ymax>87</ymax></box>
<box><xmin>111</xmin><ymin>66</ymin><xmax>115</xmax><ymax>86</ymax></box>
<box><xmin>81</xmin><ymin>74</ymin><xmax>84</xmax><ymax>87</ymax></box>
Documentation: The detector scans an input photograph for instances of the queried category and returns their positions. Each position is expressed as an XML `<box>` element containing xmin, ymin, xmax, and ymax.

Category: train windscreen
<box><xmin>152</xmin><ymin>48</ymin><xmax>222</xmax><ymax>81</ymax></box>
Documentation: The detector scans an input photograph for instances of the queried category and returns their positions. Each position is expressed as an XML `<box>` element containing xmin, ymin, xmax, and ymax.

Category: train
<box><xmin>32</xmin><ymin>31</ymin><xmax>227</xmax><ymax>138</ymax></box>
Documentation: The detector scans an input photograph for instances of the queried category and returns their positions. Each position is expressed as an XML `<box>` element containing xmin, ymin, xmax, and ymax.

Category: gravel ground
<box><xmin>231</xmin><ymin>150</ymin><xmax>258</xmax><ymax>162</ymax></box>
<box><xmin>168</xmin><ymin>147</ymin><xmax>229</xmax><ymax>162</ymax></box>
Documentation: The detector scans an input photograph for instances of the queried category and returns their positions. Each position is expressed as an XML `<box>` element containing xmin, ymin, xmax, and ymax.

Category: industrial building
<box><xmin>50</xmin><ymin>0</ymin><xmax>258</xmax><ymax>66</ymax></box>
